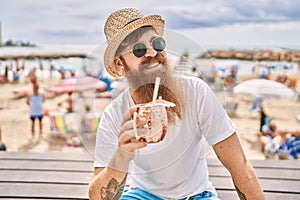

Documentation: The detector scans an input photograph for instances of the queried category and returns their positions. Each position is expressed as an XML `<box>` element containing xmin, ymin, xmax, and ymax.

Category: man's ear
<box><xmin>114</xmin><ymin>58</ymin><xmax>124</xmax><ymax>71</ymax></box>
<box><xmin>114</xmin><ymin>57</ymin><xmax>125</xmax><ymax>76</ymax></box>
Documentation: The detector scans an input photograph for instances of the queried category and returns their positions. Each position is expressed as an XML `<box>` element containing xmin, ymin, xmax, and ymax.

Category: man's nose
<box><xmin>144</xmin><ymin>46</ymin><xmax>157</xmax><ymax>57</ymax></box>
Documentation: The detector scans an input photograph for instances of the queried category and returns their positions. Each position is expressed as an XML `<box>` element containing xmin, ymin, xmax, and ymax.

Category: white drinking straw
<box><xmin>152</xmin><ymin>77</ymin><xmax>161</xmax><ymax>103</ymax></box>
<box><xmin>133</xmin><ymin>111</ymin><xmax>138</xmax><ymax>139</ymax></box>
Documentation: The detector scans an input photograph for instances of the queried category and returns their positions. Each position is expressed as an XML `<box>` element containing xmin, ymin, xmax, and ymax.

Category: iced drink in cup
<box><xmin>132</xmin><ymin>77</ymin><xmax>175</xmax><ymax>143</ymax></box>
<box><xmin>134</xmin><ymin>101</ymin><xmax>175</xmax><ymax>143</ymax></box>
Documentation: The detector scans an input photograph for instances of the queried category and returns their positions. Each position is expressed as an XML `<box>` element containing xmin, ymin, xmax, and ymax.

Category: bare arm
<box><xmin>89</xmin><ymin>151</ymin><xmax>131</xmax><ymax>200</ymax></box>
<box><xmin>26</xmin><ymin>95</ymin><xmax>30</xmax><ymax>105</ymax></box>
<box><xmin>88</xmin><ymin>107</ymin><xmax>147</xmax><ymax>200</ymax></box>
<box><xmin>213</xmin><ymin>132</ymin><xmax>265</xmax><ymax>200</ymax></box>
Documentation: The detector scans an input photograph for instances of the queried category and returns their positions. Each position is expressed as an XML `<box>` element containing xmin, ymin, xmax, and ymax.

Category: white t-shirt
<box><xmin>94</xmin><ymin>75</ymin><xmax>236</xmax><ymax>199</ymax></box>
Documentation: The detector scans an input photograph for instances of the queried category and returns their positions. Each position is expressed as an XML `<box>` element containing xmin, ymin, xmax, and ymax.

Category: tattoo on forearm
<box><xmin>100</xmin><ymin>174</ymin><xmax>127</xmax><ymax>200</ymax></box>
<box><xmin>235</xmin><ymin>185</ymin><xmax>247</xmax><ymax>200</ymax></box>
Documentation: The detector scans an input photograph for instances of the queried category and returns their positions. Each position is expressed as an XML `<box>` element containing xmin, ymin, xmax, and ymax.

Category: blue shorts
<box><xmin>30</xmin><ymin>114</ymin><xmax>43</xmax><ymax>121</ymax></box>
<box><xmin>121</xmin><ymin>188</ymin><xmax>220</xmax><ymax>200</ymax></box>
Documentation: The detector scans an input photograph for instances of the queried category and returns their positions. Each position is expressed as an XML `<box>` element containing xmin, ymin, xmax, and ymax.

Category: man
<box><xmin>28</xmin><ymin>68</ymin><xmax>37</xmax><ymax>86</ymax></box>
<box><xmin>26</xmin><ymin>84</ymin><xmax>44</xmax><ymax>139</ymax></box>
<box><xmin>89</xmin><ymin>8</ymin><xmax>265</xmax><ymax>199</ymax></box>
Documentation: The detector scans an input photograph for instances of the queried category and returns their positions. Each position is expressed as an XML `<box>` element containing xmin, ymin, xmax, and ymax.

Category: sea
<box><xmin>0</xmin><ymin>44</ymin><xmax>299</xmax><ymax>81</ymax></box>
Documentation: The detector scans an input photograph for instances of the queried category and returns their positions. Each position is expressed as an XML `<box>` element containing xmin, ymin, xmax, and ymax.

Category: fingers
<box><xmin>117</xmin><ymin>106</ymin><xmax>148</xmax><ymax>153</ymax></box>
<box><xmin>119</xmin><ymin>113</ymin><xmax>146</xmax><ymax>137</ymax></box>
<box><xmin>122</xmin><ymin>142</ymin><xmax>147</xmax><ymax>152</ymax></box>
<box><xmin>119</xmin><ymin>130</ymin><xmax>147</xmax><ymax>152</ymax></box>
<box><xmin>121</xmin><ymin>106</ymin><xmax>138</xmax><ymax>125</ymax></box>
<box><xmin>119</xmin><ymin>129</ymin><xmax>136</xmax><ymax>143</ymax></box>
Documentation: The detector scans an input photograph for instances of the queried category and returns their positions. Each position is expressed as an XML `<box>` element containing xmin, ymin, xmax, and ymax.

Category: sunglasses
<box><xmin>131</xmin><ymin>37</ymin><xmax>166</xmax><ymax>58</ymax></box>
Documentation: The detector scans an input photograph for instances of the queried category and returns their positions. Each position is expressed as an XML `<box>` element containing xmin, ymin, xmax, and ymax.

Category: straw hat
<box><xmin>104</xmin><ymin>8</ymin><xmax>165</xmax><ymax>77</ymax></box>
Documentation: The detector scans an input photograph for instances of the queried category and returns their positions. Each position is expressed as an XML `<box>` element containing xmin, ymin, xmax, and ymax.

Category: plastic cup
<box><xmin>135</xmin><ymin>103</ymin><xmax>168</xmax><ymax>143</ymax></box>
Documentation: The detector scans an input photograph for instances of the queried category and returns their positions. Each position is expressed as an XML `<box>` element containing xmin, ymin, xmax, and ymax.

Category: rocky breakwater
<box><xmin>199</xmin><ymin>49</ymin><xmax>300</xmax><ymax>63</ymax></box>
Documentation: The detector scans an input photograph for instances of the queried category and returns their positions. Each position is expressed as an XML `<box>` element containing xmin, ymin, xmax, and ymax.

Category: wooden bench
<box><xmin>0</xmin><ymin>152</ymin><xmax>299</xmax><ymax>199</ymax></box>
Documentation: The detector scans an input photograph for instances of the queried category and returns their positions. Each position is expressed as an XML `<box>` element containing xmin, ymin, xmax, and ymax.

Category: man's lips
<box><xmin>142</xmin><ymin>63</ymin><xmax>162</xmax><ymax>71</ymax></box>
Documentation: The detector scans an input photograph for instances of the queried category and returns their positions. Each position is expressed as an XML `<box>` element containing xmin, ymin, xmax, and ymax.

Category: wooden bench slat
<box><xmin>2</xmin><ymin>159</ymin><xmax>298</xmax><ymax>181</ymax></box>
<box><xmin>2</xmin><ymin>170</ymin><xmax>298</xmax><ymax>194</ymax></box>
<box><xmin>0</xmin><ymin>170</ymin><xmax>92</xmax><ymax>184</ymax></box>
<box><xmin>260</xmin><ymin>178</ymin><xmax>300</xmax><ymax>193</ymax></box>
<box><xmin>216</xmin><ymin>190</ymin><xmax>241</xmax><ymax>200</ymax></box>
<box><xmin>207</xmin><ymin>159</ymin><xmax>300</xmax><ymax>170</ymax></box>
<box><xmin>208</xmin><ymin>166</ymin><xmax>300</xmax><ymax>180</ymax></box>
<box><xmin>0</xmin><ymin>160</ymin><xmax>93</xmax><ymax>172</ymax></box>
<box><xmin>0</xmin><ymin>182</ymin><xmax>88</xmax><ymax>199</ymax></box>
<box><xmin>263</xmin><ymin>192</ymin><xmax>300</xmax><ymax>200</ymax></box>
<box><xmin>2</xmin><ymin>152</ymin><xmax>299</xmax><ymax>169</ymax></box>
<box><xmin>210</xmin><ymin>177</ymin><xmax>300</xmax><ymax>193</ymax></box>
<box><xmin>217</xmin><ymin>190</ymin><xmax>300</xmax><ymax>200</ymax></box>
<box><xmin>0</xmin><ymin>152</ymin><xmax>93</xmax><ymax>161</ymax></box>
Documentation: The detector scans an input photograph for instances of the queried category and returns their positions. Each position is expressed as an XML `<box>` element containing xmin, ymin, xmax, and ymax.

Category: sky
<box><xmin>0</xmin><ymin>0</ymin><xmax>300</xmax><ymax>49</ymax></box>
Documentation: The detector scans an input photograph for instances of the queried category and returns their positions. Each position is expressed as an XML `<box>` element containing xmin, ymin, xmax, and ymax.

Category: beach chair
<box><xmin>80</xmin><ymin>113</ymin><xmax>101</xmax><ymax>151</ymax></box>
<box><xmin>82</xmin><ymin>113</ymin><xmax>100</xmax><ymax>133</ymax></box>
<box><xmin>48</xmin><ymin>112</ymin><xmax>75</xmax><ymax>149</ymax></box>
<box><xmin>224</xmin><ymin>102</ymin><xmax>238</xmax><ymax>117</ymax></box>
<box><xmin>248</xmin><ymin>96</ymin><xmax>263</xmax><ymax>112</ymax></box>
<box><xmin>49</xmin><ymin>112</ymin><xmax>73</xmax><ymax>134</ymax></box>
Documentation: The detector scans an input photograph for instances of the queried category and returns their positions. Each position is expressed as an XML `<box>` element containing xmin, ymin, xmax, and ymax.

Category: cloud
<box><xmin>158</xmin><ymin>0</ymin><xmax>300</xmax><ymax>29</ymax></box>
<box><xmin>0</xmin><ymin>0</ymin><xmax>299</xmax><ymax>45</ymax></box>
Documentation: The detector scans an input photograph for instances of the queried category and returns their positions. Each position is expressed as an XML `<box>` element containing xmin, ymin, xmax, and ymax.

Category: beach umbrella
<box><xmin>49</xmin><ymin>76</ymin><xmax>107</xmax><ymax>94</ymax></box>
<box><xmin>233</xmin><ymin>79</ymin><xmax>298</xmax><ymax>99</ymax></box>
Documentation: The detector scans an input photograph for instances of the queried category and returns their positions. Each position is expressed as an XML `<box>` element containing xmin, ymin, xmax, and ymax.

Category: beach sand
<box><xmin>0</xmin><ymin>77</ymin><xmax>111</xmax><ymax>154</ymax></box>
<box><xmin>0</xmin><ymin>73</ymin><xmax>300</xmax><ymax>160</ymax></box>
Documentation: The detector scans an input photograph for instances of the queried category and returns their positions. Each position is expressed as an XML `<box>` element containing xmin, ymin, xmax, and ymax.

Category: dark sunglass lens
<box><xmin>152</xmin><ymin>38</ymin><xmax>166</xmax><ymax>52</ymax></box>
<box><xmin>132</xmin><ymin>43</ymin><xmax>146</xmax><ymax>58</ymax></box>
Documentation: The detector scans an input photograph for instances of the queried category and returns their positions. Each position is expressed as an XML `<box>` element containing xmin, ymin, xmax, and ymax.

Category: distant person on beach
<box><xmin>26</xmin><ymin>84</ymin><xmax>45</xmax><ymax>139</ymax></box>
<box><xmin>89</xmin><ymin>8</ymin><xmax>264</xmax><ymax>200</ymax></box>
<box><xmin>49</xmin><ymin>62</ymin><xmax>55</xmax><ymax>78</ymax></box>
<box><xmin>70</xmin><ymin>70</ymin><xmax>76</xmax><ymax>78</ymax></box>
<box><xmin>259</xmin><ymin>121</ymin><xmax>277</xmax><ymax>152</ymax></box>
<box><xmin>59</xmin><ymin>67</ymin><xmax>66</xmax><ymax>80</ymax></box>
<box><xmin>258</xmin><ymin>69</ymin><xmax>269</xmax><ymax>79</ymax></box>
<box><xmin>0</xmin><ymin>126</ymin><xmax>7</xmax><ymax>151</ymax></box>
<box><xmin>58</xmin><ymin>92</ymin><xmax>73</xmax><ymax>113</ymax></box>
<box><xmin>286</xmin><ymin>76</ymin><xmax>297</xmax><ymax>89</ymax></box>
<box><xmin>4</xmin><ymin>65</ymin><xmax>9</xmax><ymax>83</ymax></box>
<box><xmin>206</xmin><ymin>67</ymin><xmax>218</xmax><ymax>85</ymax></box>
<box><xmin>259</xmin><ymin>106</ymin><xmax>271</xmax><ymax>132</ymax></box>
<box><xmin>65</xmin><ymin>92</ymin><xmax>73</xmax><ymax>113</ymax></box>
<box><xmin>261</xmin><ymin>123</ymin><xmax>300</xmax><ymax>159</ymax></box>
<box><xmin>28</xmin><ymin>68</ymin><xmax>37</xmax><ymax>85</ymax></box>
<box><xmin>39</xmin><ymin>60</ymin><xmax>44</xmax><ymax>71</ymax></box>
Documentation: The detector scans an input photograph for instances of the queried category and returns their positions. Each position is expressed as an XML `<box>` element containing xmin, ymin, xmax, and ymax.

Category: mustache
<box><xmin>140</xmin><ymin>52</ymin><xmax>167</xmax><ymax>67</ymax></box>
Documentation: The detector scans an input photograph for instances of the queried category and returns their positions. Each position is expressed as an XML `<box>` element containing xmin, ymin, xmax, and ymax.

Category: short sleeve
<box><xmin>195</xmin><ymin>80</ymin><xmax>236</xmax><ymax>145</ymax></box>
<box><xmin>93</xmin><ymin>104</ymin><xmax>119</xmax><ymax>168</ymax></box>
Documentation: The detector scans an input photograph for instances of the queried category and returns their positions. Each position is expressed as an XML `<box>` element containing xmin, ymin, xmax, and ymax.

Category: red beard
<box><xmin>123</xmin><ymin>52</ymin><xmax>185</xmax><ymax>123</ymax></box>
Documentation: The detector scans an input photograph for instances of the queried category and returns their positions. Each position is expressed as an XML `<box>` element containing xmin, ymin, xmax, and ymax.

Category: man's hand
<box><xmin>89</xmin><ymin>107</ymin><xmax>148</xmax><ymax>200</ymax></box>
<box><xmin>108</xmin><ymin>107</ymin><xmax>148</xmax><ymax>171</ymax></box>
<box><xmin>118</xmin><ymin>106</ymin><xmax>147</xmax><ymax>153</ymax></box>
